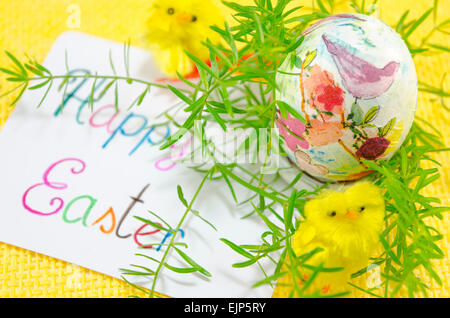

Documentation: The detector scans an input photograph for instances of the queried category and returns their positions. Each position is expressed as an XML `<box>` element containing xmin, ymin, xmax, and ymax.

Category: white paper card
<box><xmin>0</xmin><ymin>32</ymin><xmax>275</xmax><ymax>298</ymax></box>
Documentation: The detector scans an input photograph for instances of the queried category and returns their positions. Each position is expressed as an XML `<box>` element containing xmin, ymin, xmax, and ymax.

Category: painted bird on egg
<box><xmin>276</xmin><ymin>13</ymin><xmax>417</xmax><ymax>181</ymax></box>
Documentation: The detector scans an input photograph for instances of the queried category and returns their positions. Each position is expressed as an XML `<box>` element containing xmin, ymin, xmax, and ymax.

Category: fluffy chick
<box><xmin>291</xmin><ymin>182</ymin><xmax>385</xmax><ymax>295</ymax></box>
<box><xmin>146</xmin><ymin>0</ymin><xmax>224</xmax><ymax>78</ymax></box>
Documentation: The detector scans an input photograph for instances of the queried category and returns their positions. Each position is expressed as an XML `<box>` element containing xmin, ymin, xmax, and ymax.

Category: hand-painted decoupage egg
<box><xmin>276</xmin><ymin>13</ymin><xmax>417</xmax><ymax>182</ymax></box>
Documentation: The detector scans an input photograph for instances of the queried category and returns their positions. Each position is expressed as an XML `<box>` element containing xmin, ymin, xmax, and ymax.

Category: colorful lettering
<box><xmin>133</xmin><ymin>223</ymin><xmax>162</xmax><ymax>248</ymax></box>
<box><xmin>54</xmin><ymin>69</ymin><xmax>107</xmax><ymax>124</ymax></box>
<box><xmin>102</xmin><ymin>113</ymin><xmax>148</xmax><ymax>149</ymax></box>
<box><xmin>155</xmin><ymin>136</ymin><xmax>192</xmax><ymax>171</ymax></box>
<box><xmin>62</xmin><ymin>195</ymin><xmax>97</xmax><ymax>226</ymax></box>
<box><xmin>88</xmin><ymin>104</ymin><xmax>120</xmax><ymax>134</ymax></box>
<box><xmin>129</xmin><ymin>125</ymin><xmax>171</xmax><ymax>156</ymax></box>
<box><xmin>156</xmin><ymin>229</ymin><xmax>185</xmax><ymax>252</ymax></box>
<box><xmin>22</xmin><ymin>158</ymin><xmax>86</xmax><ymax>216</ymax></box>
<box><xmin>92</xmin><ymin>207</ymin><xmax>116</xmax><ymax>234</ymax></box>
<box><xmin>116</xmin><ymin>184</ymin><xmax>150</xmax><ymax>239</ymax></box>
<box><xmin>53</xmin><ymin>70</ymin><xmax>173</xmax><ymax>160</ymax></box>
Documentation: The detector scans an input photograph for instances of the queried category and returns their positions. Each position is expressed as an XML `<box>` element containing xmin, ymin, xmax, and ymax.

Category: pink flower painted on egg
<box><xmin>304</xmin><ymin>64</ymin><xmax>345</xmax><ymax>116</ymax></box>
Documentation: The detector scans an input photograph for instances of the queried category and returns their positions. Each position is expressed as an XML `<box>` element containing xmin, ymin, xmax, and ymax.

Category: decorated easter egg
<box><xmin>276</xmin><ymin>13</ymin><xmax>417</xmax><ymax>182</ymax></box>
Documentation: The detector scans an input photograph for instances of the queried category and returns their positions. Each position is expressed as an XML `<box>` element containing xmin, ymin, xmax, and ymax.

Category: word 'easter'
<box><xmin>22</xmin><ymin>157</ymin><xmax>184</xmax><ymax>249</ymax></box>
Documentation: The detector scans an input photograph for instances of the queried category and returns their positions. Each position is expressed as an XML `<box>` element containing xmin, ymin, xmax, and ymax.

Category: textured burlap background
<box><xmin>0</xmin><ymin>0</ymin><xmax>448</xmax><ymax>297</ymax></box>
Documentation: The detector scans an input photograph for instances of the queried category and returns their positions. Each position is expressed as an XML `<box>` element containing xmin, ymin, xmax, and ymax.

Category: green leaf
<box><xmin>25</xmin><ymin>63</ymin><xmax>44</xmax><ymax>77</ymax></box>
<box><xmin>176</xmin><ymin>185</ymin><xmax>189</xmax><ymax>207</ymax></box>
<box><xmin>184</xmin><ymin>94</ymin><xmax>207</xmax><ymax>112</ymax></box>
<box><xmin>29</xmin><ymin>79</ymin><xmax>50</xmax><ymax>90</ymax></box>
<box><xmin>300</xmin><ymin>263</ymin><xmax>345</xmax><ymax>273</ymax></box>
<box><xmin>147</xmin><ymin>210</ymin><xmax>173</xmax><ymax>230</ymax></box>
<box><xmin>57</xmin><ymin>75</ymin><xmax>70</xmax><ymax>91</ymax></box>
<box><xmin>176</xmin><ymin>71</ymin><xmax>204</xmax><ymax>91</ymax></box>
<box><xmin>168</xmin><ymin>85</ymin><xmax>193</xmax><ymax>105</ymax></box>
<box><xmin>88</xmin><ymin>74</ymin><xmax>98</xmax><ymax>111</ymax></box>
<box><xmin>120</xmin><ymin>266</ymin><xmax>155</xmax><ymax>276</ymax></box>
<box><xmin>276</xmin><ymin>100</ymin><xmax>306</xmax><ymax>123</ymax></box>
<box><xmin>302</xmin><ymin>50</ymin><xmax>317</xmax><ymax>69</ymax></box>
<box><xmin>95</xmin><ymin>79</ymin><xmax>115</xmax><ymax>100</ymax></box>
<box><xmin>232</xmin><ymin>258</ymin><xmax>258</xmax><ymax>268</ymax></box>
<box><xmin>427</xmin><ymin>43</ymin><xmax>450</xmax><ymax>52</ymax></box>
<box><xmin>286</xmin><ymin>35</ymin><xmax>305</xmax><ymax>53</ymax></box>
<box><xmin>252</xmin><ymin>271</ymin><xmax>287</xmax><ymax>288</ymax></box>
<box><xmin>7</xmin><ymin>83</ymin><xmax>28</xmax><ymax>107</ymax></box>
<box><xmin>363</xmin><ymin>105</ymin><xmax>379</xmax><ymax>124</ymax></box>
<box><xmin>219</xmin><ymin>86</ymin><xmax>234</xmax><ymax>118</ymax></box>
<box><xmin>6</xmin><ymin>77</ymin><xmax>26</xmax><ymax>82</ymax></box>
<box><xmin>32</xmin><ymin>61</ymin><xmax>51</xmax><ymax>76</ymax></box>
<box><xmin>135</xmin><ymin>253</ymin><xmax>160</xmax><ymax>264</ymax></box>
<box><xmin>0</xmin><ymin>67</ymin><xmax>21</xmax><ymax>77</ymax></box>
<box><xmin>184</xmin><ymin>50</ymin><xmax>217</xmax><ymax>79</ymax></box>
<box><xmin>5</xmin><ymin>51</ymin><xmax>26</xmax><ymax>75</ymax></box>
<box><xmin>160</xmin><ymin>127</ymin><xmax>189</xmax><ymax>150</ymax></box>
<box><xmin>316</xmin><ymin>0</ymin><xmax>330</xmax><ymax>14</ymax></box>
<box><xmin>220</xmin><ymin>238</ymin><xmax>254</xmax><ymax>259</ymax></box>
<box><xmin>203</xmin><ymin>39</ymin><xmax>233</xmax><ymax>68</ymax></box>
<box><xmin>134</xmin><ymin>216</ymin><xmax>173</xmax><ymax>233</ymax></box>
<box><xmin>36</xmin><ymin>80</ymin><xmax>53</xmax><ymax>108</ymax></box>
<box><xmin>403</xmin><ymin>8</ymin><xmax>433</xmax><ymax>39</ymax></box>
<box><xmin>190</xmin><ymin>208</ymin><xmax>217</xmax><ymax>231</ymax></box>
<box><xmin>174</xmin><ymin>247</ymin><xmax>211</xmax><ymax>277</ymax></box>
<box><xmin>251</xmin><ymin>202</ymin><xmax>283</xmax><ymax>238</ymax></box>
<box><xmin>129</xmin><ymin>264</ymin><xmax>156</xmax><ymax>275</ymax></box>
<box><xmin>137</xmin><ymin>87</ymin><xmax>150</xmax><ymax>106</ymax></box>
<box><xmin>215</xmin><ymin>164</ymin><xmax>285</xmax><ymax>204</ymax></box>
<box><xmin>114</xmin><ymin>81</ymin><xmax>119</xmax><ymax>112</ymax></box>
<box><xmin>220</xmin><ymin>171</ymin><xmax>237</xmax><ymax>202</ymax></box>
<box><xmin>294</xmin><ymin>56</ymin><xmax>302</xmax><ymax>69</ymax></box>
<box><xmin>224</xmin><ymin>22</ymin><xmax>238</xmax><ymax>64</ymax></box>
<box><xmin>253</xmin><ymin>12</ymin><xmax>265</xmax><ymax>44</ymax></box>
<box><xmin>379</xmin><ymin>234</ymin><xmax>402</xmax><ymax>266</ymax></box>
<box><xmin>380</xmin><ymin>117</ymin><xmax>396</xmax><ymax>137</ymax></box>
<box><xmin>350</xmin><ymin>102</ymin><xmax>364</xmax><ymax>124</ymax></box>
<box><xmin>205</xmin><ymin>104</ymin><xmax>226</xmax><ymax>130</ymax></box>
<box><xmin>121</xmin><ymin>275</ymin><xmax>149</xmax><ymax>294</ymax></box>
<box><xmin>396</xmin><ymin>10</ymin><xmax>410</xmax><ymax>33</ymax></box>
<box><xmin>284</xmin><ymin>189</ymin><xmax>297</xmax><ymax>233</ymax></box>
<box><xmin>164</xmin><ymin>263</ymin><xmax>198</xmax><ymax>274</ymax></box>
<box><xmin>282</xmin><ymin>171</ymin><xmax>303</xmax><ymax>191</ymax></box>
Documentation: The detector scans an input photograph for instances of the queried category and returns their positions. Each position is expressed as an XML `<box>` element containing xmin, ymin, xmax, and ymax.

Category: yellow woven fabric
<box><xmin>0</xmin><ymin>0</ymin><xmax>448</xmax><ymax>298</ymax></box>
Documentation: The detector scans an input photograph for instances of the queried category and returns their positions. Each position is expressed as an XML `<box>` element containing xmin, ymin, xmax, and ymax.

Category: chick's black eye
<box><xmin>359</xmin><ymin>206</ymin><xmax>365</xmax><ymax>212</ymax></box>
<box><xmin>328</xmin><ymin>211</ymin><xmax>336</xmax><ymax>217</ymax></box>
<box><xmin>167</xmin><ymin>8</ymin><xmax>175</xmax><ymax>15</ymax></box>
<box><xmin>192</xmin><ymin>15</ymin><xmax>197</xmax><ymax>22</ymax></box>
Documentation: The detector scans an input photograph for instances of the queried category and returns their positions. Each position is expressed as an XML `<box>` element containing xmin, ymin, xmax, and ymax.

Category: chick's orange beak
<box><xmin>345</xmin><ymin>210</ymin><xmax>358</xmax><ymax>220</ymax></box>
<box><xmin>177</xmin><ymin>13</ymin><xmax>193</xmax><ymax>22</ymax></box>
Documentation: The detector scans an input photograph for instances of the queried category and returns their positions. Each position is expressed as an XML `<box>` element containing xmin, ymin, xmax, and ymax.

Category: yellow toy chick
<box><xmin>146</xmin><ymin>0</ymin><xmax>224</xmax><ymax>78</ymax></box>
<box><xmin>291</xmin><ymin>182</ymin><xmax>385</xmax><ymax>296</ymax></box>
